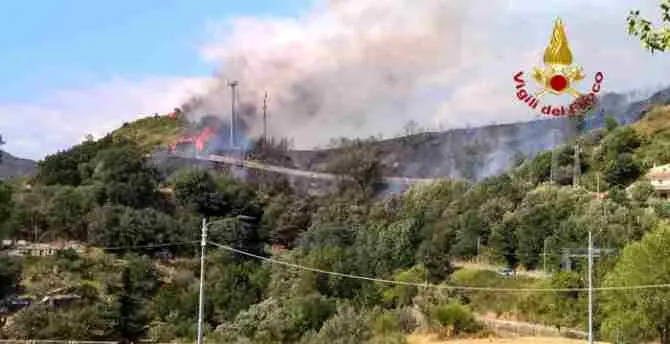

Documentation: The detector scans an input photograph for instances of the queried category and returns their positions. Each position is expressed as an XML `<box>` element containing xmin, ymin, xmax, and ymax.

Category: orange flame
<box><xmin>195</xmin><ymin>127</ymin><xmax>214</xmax><ymax>152</ymax></box>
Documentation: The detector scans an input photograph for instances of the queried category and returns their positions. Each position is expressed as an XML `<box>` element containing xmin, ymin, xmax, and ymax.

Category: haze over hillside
<box><xmin>0</xmin><ymin>151</ymin><xmax>36</xmax><ymax>180</ymax></box>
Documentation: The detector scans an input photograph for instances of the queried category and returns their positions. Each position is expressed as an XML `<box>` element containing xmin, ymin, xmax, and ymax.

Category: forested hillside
<box><xmin>1</xmin><ymin>103</ymin><xmax>670</xmax><ymax>343</ymax></box>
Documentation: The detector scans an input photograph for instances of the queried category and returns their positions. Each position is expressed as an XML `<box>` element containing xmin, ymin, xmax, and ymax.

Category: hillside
<box><xmin>4</xmin><ymin>96</ymin><xmax>670</xmax><ymax>343</ymax></box>
<box><xmin>288</xmin><ymin>87</ymin><xmax>670</xmax><ymax>181</ymax></box>
<box><xmin>0</xmin><ymin>151</ymin><xmax>35</xmax><ymax>179</ymax></box>
<box><xmin>112</xmin><ymin>114</ymin><xmax>184</xmax><ymax>153</ymax></box>
<box><xmin>111</xmin><ymin>86</ymin><xmax>670</xmax><ymax>183</ymax></box>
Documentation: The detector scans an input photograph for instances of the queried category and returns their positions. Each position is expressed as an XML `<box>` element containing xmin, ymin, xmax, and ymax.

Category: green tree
<box><xmin>545</xmin><ymin>272</ymin><xmax>586</xmax><ymax>328</ymax></box>
<box><xmin>0</xmin><ymin>181</ymin><xmax>13</xmax><ymax>236</ymax></box>
<box><xmin>7</xmin><ymin>303</ymin><xmax>114</xmax><ymax>340</ymax></box>
<box><xmin>0</xmin><ymin>255</ymin><xmax>21</xmax><ymax>299</ymax></box>
<box><xmin>35</xmin><ymin>135</ymin><xmax>115</xmax><ymax>186</ymax></box>
<box><xmin>46</xmin><ymin>186</ymin><xmax>95</xmax><ymax>240</ymax></box>
<box><xmin>382</xmin><ymin>266</ymin><xmax>426</xmax><ymax>308</ymax></box>
<box><xmin>602</xmin><ymin>223</ymin><xmax>670</xmax><ymax>344</ymax></box>
<box><xmin>171</xmin><ymin>169</ymin><xmax>219</xmax><ymax>215</ymax></box>
<box><xmin>300</xmin><ymin>304</ymin><xmax>373</xmax><ymax>344</ymax></box>
<box><xmin>354</xmin><ymin>218</ymin><xmax>422</xmax><ymax>277</ymax></box>
<box><xmin>263</xmin><ymin>194</ymin><xmax>314</xmax><ymax>247</ymax></box>
<box><xmin>489</xmin><ymin>213</ymin><xmax>519</xmax><ymax>270</ymax></box>
<box><xmin>88</xmin><ymin>206</ymin><xmax>188</xmax><ymax>255</ymax></box>
<box><xmin>326</xmin><ymin>139</ymin><xmax>385</xmax><ymax>196</ymax></box>
<box><xmin>604</xmin><ymin>153</ymin><xmax>643</xmax><ymax>187</ymax></box>
<box><xmin>417</xmin><ymin>220</ymin><xmax>455</xmax><ymax>283</ymax></box>
<box><xmin>206</xmin><ymin>251</ymin><xmax>269</xmax><ymax>323</ymax></box>
<box><xmin>627</xmin><ymin>0</ymin><xmax>670</xmax><ymax>53</ymax></box>
<box><xmin>430</xmin><ymin>302</ymin><xmax>481</xmax><ymax>336</ymax></box>
<box><xmin>208</xmin><ymin>216</ymin><xmax>266</xmax><ymax>258</ymax></box>
<box><xmin>113</xmin><ymin>266</ymin><xmax>149</xmax><ymax>343</ymax></box>
<box><xmin>509</xmin><ymin>186</ymin><xmax>590</xmax><ymax>269</ymax></box>
<box><xmin>91</xmin><ymin>144</ymin><xmax>161</xmax><ymax>209</ymax></box>
<box><xmin>631</xmin><ymin>180</ymin><xmax>656</xmax><ymax>205</ymax></box>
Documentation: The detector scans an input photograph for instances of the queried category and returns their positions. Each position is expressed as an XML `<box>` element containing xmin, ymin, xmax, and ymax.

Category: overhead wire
<box><xmin>100</xmin><ymin>241</ymin><xmax>199</xmax><ymax>251</ymax></box>
<box><xmin>207</xmin><ymin>240</ymin><xmax>670</xmax><ymax>293</ymax></box>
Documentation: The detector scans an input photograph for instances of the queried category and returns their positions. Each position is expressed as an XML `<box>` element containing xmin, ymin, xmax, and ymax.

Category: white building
<box><xmin>644</xmin><ymin>164</ymin><xmax>670</xmax><ymax>198</ymax></box>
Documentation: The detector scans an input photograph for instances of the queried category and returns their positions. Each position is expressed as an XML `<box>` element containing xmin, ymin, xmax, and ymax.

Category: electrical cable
<box><xmin>100</xmin><ymin>241</ymin><xmax>199</xmax><ymax>251</ymax></box>
<box><xmin>207</xmin><ymin>240</ymin><xmax>670</xmax><ymax>293</ymax></box>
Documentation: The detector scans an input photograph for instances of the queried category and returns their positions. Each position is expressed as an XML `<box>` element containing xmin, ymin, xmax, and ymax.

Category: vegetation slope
<box><xmin>3</xmin><ymin>104</ymin><xmax>670</xmax><ymax>343</ymax></box>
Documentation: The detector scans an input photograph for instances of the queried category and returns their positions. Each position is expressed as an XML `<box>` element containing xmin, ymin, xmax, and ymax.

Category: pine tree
<box><xmin>114</xmin><ymin>266</ymin><xmax>148</xmax><ymax>344</ymax></box>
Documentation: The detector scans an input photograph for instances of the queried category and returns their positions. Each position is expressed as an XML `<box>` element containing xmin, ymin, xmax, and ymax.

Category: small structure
<box><xmin>2</xmin><ymin>240</ymin><xmax>85</xmax><ymax>257</ymax></box>
<box><xmin>39</xmin><ymin>294</ymin><xmax>81</xmax><ymax>307</ymax></box>
<box><xmin>643</xmin><ymin>164</ymin><xmax>670</xmax><ymax>198</ymax></box>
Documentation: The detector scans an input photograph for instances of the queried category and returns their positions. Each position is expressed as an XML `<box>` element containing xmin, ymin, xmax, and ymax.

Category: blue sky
<box><xmin>0</xmin><ymin>0</ymin><xmax>311</xmax><ymax>160</ymax></box>
<box><xmin>1</xmin><ymin>0</ymin><xmax>669</xmax><ymax>160</ymax></box>
<box><xmin>0</xmin><ymin>0</ymin><xmax>308</xmax><ymax>103</ymax></box>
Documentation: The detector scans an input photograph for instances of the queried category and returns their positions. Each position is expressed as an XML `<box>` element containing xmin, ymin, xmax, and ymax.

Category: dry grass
<box><xmin>634</xmin><ymin>105</ymin><xmax>670</xmax><ymax>136</ymax></box>
<box><xmin>112</xmin><ymin>115</ymin><xmax>184</xmax><ymax>152</ymax></box>
<box><xmin>407</xmin><ymin>334</ymin><xmax>608</xmax><ymax>344</ymax></box>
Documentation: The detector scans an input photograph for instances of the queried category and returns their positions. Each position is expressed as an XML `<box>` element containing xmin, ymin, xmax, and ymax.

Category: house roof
<box><xmin>647</xmin><ymin>164</ymin><xmax>670</xmax><ymax>179</ymax></box>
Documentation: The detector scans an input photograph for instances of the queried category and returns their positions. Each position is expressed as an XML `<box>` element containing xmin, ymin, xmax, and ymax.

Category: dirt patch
<box><xmin>407</xmin><ymin>334</ymin><xmax>607</xmax><ymax>344</ymax></box>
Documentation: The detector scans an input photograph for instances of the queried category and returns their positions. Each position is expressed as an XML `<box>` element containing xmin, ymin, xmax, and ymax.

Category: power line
<box><xmin>207</xmin><ymin>240</ymin><xmax>670</xmax><ymax>293</ymax></box>
<box><xmin>100</xmin><ymin>241</ymin><xmax>199</xmax><ymax>251</ymax></box>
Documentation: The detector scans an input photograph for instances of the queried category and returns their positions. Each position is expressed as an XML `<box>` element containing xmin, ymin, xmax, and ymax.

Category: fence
<box><xmin>478</xmin><ymin>317</ymin><xmax>587</xmax><ymax>339</ymax></box>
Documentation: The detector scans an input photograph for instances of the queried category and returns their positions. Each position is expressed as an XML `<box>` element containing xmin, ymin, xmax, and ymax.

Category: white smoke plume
<box><xmin>190</xmin><ymin>0</ymin><xmax>669</xmax><ymax>149</ymax></box>
<box><xmin>187</xmin><ymin>0</ymin><xmax>497</xmax><ymax>148</ymax></box>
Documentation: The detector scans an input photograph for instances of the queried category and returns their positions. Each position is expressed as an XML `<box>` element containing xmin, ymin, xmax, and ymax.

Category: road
<box><xmin>180</xmin><ymin>153</ymin><xmax>440</xmax><ymax>185</ymax></box>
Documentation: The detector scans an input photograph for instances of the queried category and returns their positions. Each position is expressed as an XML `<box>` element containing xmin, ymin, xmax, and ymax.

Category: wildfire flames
<box><xmin>169</xmin><ymin>126</ymin><xmax>215</xmax><ymax>154</ymax></box>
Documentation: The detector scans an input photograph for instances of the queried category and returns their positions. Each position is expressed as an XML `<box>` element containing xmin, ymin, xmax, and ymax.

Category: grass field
<box><xmin>407</xmin><ymin>334</ymin><xmax>607</xmax><ymax>344</ymax></box>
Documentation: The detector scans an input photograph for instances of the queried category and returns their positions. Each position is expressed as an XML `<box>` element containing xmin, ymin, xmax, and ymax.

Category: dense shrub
<box><xmin>430</xmin><ymin>303</ymin><xmax>481</xmax><ymax>336</ymax></box>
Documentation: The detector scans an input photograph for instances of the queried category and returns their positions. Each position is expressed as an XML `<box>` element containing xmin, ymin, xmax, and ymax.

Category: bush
<box><xmin>397</xmin><ymin>307</ymin><xmax>421</xmax><ymax>334</ymax></box>
<box><xmin>430</xmin><ymin>303</ymin><xmax>481</xmax><ymax>336</ymax></box>
<box><xmin>301</xmin><ymin>304</ymin><xmax>373</xmax><ymax>344</ymax></box>
<box><xmin>653</xmin><ymin>200</ymin><xmax>670</xmax><ymax>218</ymax></box>
<box><xmin>373</xmin><ymin>311</ymin><xmax>402</xmax><ymax>335</ymax></box>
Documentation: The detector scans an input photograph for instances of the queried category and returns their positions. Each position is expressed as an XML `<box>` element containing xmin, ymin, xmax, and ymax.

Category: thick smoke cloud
<box><xmin>191</xmin><ymin>0</ymin><xmax>669</xmax><ymax>149</ymax></box>
<box><xmin>189</xmin><ymin>0</ymin><xmax>487</xmax><ymax>148</ymax></box>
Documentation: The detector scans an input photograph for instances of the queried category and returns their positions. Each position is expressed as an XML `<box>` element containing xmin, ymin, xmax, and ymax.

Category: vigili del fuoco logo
<box><xmin>513</xmin><ymin>18</ymin><xmax>604</xmax><ymax>117</ymax></box>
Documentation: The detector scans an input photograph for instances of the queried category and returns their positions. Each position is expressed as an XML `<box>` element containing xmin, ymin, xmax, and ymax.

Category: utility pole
<box><xmin>263</xmin><ymin>91</ymin><xmax>268</xmax><ymax>143</ymax></box>
<box><xmin>228</xmin><ymin>81</ymin><xmax>239</xmax><ymax>149</ymax></box>
<box><xmin>550</xmin><ymin>129</ymin><xmax>559</xmax><ymax>184</ymax></box>
<box><xmin>543</xmin><ymin>237</ymin><xmax>549</xmax><ymax>273</ymax></box>
<box><xmin>573</xmin><ymin>142</ymin><xmax>581</xmax><ymax>187</ymax></box>
<box><xmin>196</xmin><ymin>218</ymin><xmax>208</xmax><ymax>344</ymax></box>
<box><xmin>588</xmin><ymin>229</ymin><xmax>593</xmax><ymax>344</ymax></box>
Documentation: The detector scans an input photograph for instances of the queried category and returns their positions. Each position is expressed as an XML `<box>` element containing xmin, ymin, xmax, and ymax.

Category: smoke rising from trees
<box><xmin>186</xmin><ymin>0</ymin><xmax>482</xmax><ymax>148</ymax></box>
